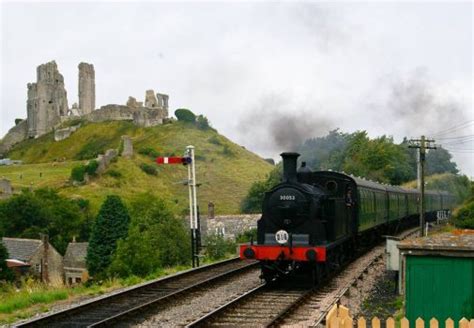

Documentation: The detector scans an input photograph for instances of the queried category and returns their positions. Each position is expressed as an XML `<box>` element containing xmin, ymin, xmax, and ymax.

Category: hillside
<box><xmin>0</xmin><ymin>121</ymin><xmax>273</xmax><ymax>214</ymax></box>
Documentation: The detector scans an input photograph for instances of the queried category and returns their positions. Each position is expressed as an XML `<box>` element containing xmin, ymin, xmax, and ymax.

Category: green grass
<box><xmin>3</xmin><ymin>121</ymin><xmax>273</xmax><ymax>214</ymax></box>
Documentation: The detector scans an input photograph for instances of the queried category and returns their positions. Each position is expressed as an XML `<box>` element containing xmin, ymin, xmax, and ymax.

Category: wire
<box><xmin>436</xmin><ymin>134</ymin><xmax>474</xmax><ymax>140</ymax></box>
<box><xmin>431</xmin><ymin>120</ymin><xmax>474</xmax><ymax>137</ymax></box>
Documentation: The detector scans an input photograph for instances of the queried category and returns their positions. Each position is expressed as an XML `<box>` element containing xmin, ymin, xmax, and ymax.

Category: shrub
<box><xmin>222</xmin><ymin>145</ymin><xmax>235</xmax><ymax>157</ymax></box>
<box><xmin>86</xmin><ymin>160</ymin><xmax>99</xmax><ymax>176</ymax></box>
<box><xmin>236</xmin><ymin>229</ymin><xmax>257</xmax><ymax>244</ymax></box>
<box><xmin>75</xmin><ymin>138</ymin><xmax>110</xmax><ymax>160</ymax></box>
<box><xmin>71</xmin><ymin>165</ymin><xmax>86</xmax><ymax>182</ymax></box>
<box><xmin>107</xmin><ymin>169</ymin><xmax>122</xmax><ymax>178</ymax></box>
<box><xmin>208</xmin><ymin>135</ymin><xmax>222</xmax><ymax>146</ymax></box>
<box><xmin>205</xmin><ymin>234</ymin><xmax>236</xmax><ymax>260</ymax></box>
<box><xmin>109</xmin><ymin>194</ymin><xmax>190</xmax><ymax>277</ymax></box>
<box><xmin>138</xmin><ymin>147</ymin><xmax>160</xmax><ymax>159</ymax></box>
<box><xmin>196</xmin><ymin>115</ymin><xmax>211</xmax><ymax>130</ymax></box>
<box><xmin>139</xmin><ymin>163</ymin><xmax>158</xmax><ymax>176</ymax></box>
<box><xmin>174</xmin><ymin>108</ymin><xmax>196</xmax><ymax>123</ymax></box>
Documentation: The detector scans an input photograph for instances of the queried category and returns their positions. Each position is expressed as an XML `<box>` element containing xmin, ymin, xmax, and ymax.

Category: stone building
<box><xmin>63</xmin><ymin>241</ymin><xmax>89</xmax><ymax>285</ymax></box>
<box><xmin>27</xmin><ymin>61</ymin><xmax>69</xmax><ymax>138</ymax></box>
<box><xmin>78</xmin><ymin>62</ymin><xmax>95</xmax><ymax>115</ymax></box>
<box><xmin>2</xmin><ymin>236</ymin><xmax>64</xmax><ymax>284</ymax></box>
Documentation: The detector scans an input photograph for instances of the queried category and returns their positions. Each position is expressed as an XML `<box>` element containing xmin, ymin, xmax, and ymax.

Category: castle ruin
<box><xmin>0</xmin><ymin>60</ymin><xmax>169</xmax><ymax>156</ymax></box>
<box><xmin>27</xmin><ymin>61</ymin><xmax>69</xmax><ymax>138</ymax></box>
<box><xmin>78</xmin><ymin>63</ymin><xmax>95</xmax><ymax>115</ymax></box>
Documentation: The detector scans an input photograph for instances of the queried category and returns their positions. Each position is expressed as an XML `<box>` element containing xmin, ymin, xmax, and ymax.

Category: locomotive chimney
<box><xmin>280</xmin><ymin>152</ymin><xmax>300</xmax><ymax>183</ymax></box>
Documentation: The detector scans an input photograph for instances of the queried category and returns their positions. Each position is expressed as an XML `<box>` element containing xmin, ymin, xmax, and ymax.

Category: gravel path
<box><xmin>129</xmin><ymin>268</ymin><xmax>262</xmax><ymax>327</ymax></box>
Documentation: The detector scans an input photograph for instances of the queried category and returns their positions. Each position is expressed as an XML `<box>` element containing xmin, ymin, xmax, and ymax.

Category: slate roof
<box><xmin>64</xmin><ymin>242</ymin><xmax>88</xmax><ymax>268</ymax></box>
<box><xmin>1</xmin><ymin>237</ymin><xmax>42</xmax><ymax>262</ymax></box>
<box><xmin>398</xmin><ymin>230</ymin><xmax>474</xmax><ymax>252</ymax></box>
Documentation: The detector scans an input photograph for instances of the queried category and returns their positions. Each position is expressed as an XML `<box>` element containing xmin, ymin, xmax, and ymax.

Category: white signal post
<box><xmin>186</xmin><ymin>145</ymin><xmax>199</xmax><ymax>268</ymax></box>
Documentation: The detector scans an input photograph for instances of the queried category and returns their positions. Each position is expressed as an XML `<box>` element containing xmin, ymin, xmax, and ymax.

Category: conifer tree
<box><xmin>0</xmin><ymin>242</ymin><xmax>14</xmax><ymax>282</ymax></box>
<box><xmin>86</xmin><ymin>195</ymin><xmax>130</xmax><ymax>277</ymax></box>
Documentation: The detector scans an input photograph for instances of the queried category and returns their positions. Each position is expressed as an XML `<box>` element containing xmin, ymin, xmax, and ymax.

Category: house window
<box><xmin>68</xmin><ymin>277</ymin><xmax>73</xmax><ymax>285</ymax></box>
<box><xmin>76</xmin><ymin>278</ymin><xmax>82</xmax><ymax>283</ymax></box>
<box><xmin>35</xmin><ymin>263</ymin><xmax>41</xmax><ymax>273</ymax></box>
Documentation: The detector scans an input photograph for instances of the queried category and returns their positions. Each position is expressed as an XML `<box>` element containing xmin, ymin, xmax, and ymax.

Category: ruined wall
<box><xmin>85</xmin><ymin>104</ymin><xmax>137</xmax><ymax>122</ymax></box>
<box><xmin>27</xmin><ymin>61</ymin><xmax>68</xmax><ymax>138</ymax></box>
<box><xmin>0</xmin><ymin>178</ymin><xmax>13</xmax><ymax>200</ymax></box>
<box><xmin>78</xmin><ymin>63</ymin><xmax>95</xmax><ymax>115</ymax></box>
<box><xmin>0</xmin><ymin>120</ymin><xmax>28</xmax><ymax>156</ymax></box>
<box><xmin>133</xmin><ymin>107</ymin><xmax>166</xmax><ymax>127</ymax></box>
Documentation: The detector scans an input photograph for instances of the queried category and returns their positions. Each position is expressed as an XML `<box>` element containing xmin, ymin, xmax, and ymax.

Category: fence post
<box><xmin>357</xmin><ymin>317</ymin><xmax>366</xmax><ymax>328</ymax></box>
<box><xmin>460</xmin><ymin>318</ymin><xmax>469</xmax><ymax>328</ymax></box>
<box><xmin>387</xmin><ymin>317</ymin><xmax>395</xmax><ymax>328</ymax></box>
<box><xmin>372</xmin><ymin>317</ymin><xmax>381</xmax><ymax>328</ymax></box>
<box><xmin>401</xmin><ymin>317</ymin><xmax>410</xmax><ymax>328</ymax></box>
<box><xmin>430</xmin><ymin>318</ymin><xmax>439</xmax><ymax>328</ymax></box>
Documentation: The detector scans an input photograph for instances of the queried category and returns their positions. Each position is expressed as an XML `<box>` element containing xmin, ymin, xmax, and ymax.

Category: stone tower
<box><xmin>27</xmin><ymin>61</ymin><xmax>68</xmax><ymax>138</ymax></box>
<box><xmin>78</xmin><ymin>62</ymin><xmax>95</xmax><ymax>115</ymax></box>
<box><xmin>144</xmin><ymin>90</ymin><xmax>158</xmax><ymax>108</ymax></box>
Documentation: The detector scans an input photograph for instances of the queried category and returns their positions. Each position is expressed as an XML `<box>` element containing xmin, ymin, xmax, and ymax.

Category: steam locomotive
<box><xmin>240</xmin><ymin>152</ymin><xmax>455</xmax><ymax>282</ymax></box>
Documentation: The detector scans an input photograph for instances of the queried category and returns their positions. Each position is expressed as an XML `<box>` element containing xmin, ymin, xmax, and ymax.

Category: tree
<box><xmin>86</xmin><ymin>195</ymin><xmax>130</xmax><ymax>277</ymax></box>
<box><xmin>241</xmin><ymin>166</ymin><xmax>282</xmax><ymax>213</ymax></box>
<box><xmin>0</xmin><ymin>189</ymin><xmax>88</xmax><ymax>254</ymax></box>
<box><xmin>109</xmin><ymin>193</ymin><xmax>189</xmax><ymax>277</ymax></box>
<box><xmin>426</xmin><ymin>147</ymin><xmax>458</xmax><ymax>175</ymax></box>
<box><xmin>0</xmin><ymin>242</ymin><xmax>14</xmax><ymax>282</ymax></box>
<box><xmin>174</xmin><ymin>108</ymin><xmax>196</xmax><ymax>123</ymax></box>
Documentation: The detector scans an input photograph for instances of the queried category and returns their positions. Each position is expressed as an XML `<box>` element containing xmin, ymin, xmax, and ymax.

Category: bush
<box><xmin>236</xmin><ymin>229</ymin><xmax>257</xmax><ymax>244</ymax></box>
<box><xmin>138</xmin><ymin>147</ymin><xmax>160</xmax><ymax>159</ymax></box>
<box><xmin>109</xmin><ymin>194</ymin><xmax>190</xmax><ymax>277</ymax></box>
<box><xmin>222</xmin><ymin>145</ymin><xmax>235</xmax><ymax>157</ymax></box>
<box><xmin>205</xmin><ymin>234</ymin><xmax>236</xmax><ymax>260</ymax></box>
<box><xmin>86</xmin><ymin>160</ymin><xmax>99</xmax><ymax>176</ymax></box>
<box><xmin>208</xmin><ymin>135</ymin><xmax>222</xmax><ymax>146</ymax></box>
<box><xmin>454</xmin><ymin>201</ymin><xmax>474</xmax><ymax>228</ymax></box>
<box><xmin>71</xmin><ymin>165</ymin><xmax>86</xmax><ymax>182</ymax></box>
<box><xmin>139</xmin><ymin>163</ymin><xmax>158</xmax><ymax>176</ymax></box>
<box><xmin>75</xmin><ymin>138</ymin><xmax>110</xmax><ymax>160</ymax></box>
<box><xmin>196</xmin><ymin>115</ymin><xmax>211</xmax><ymax>130</ymax></box>
<box><xmin>106</xmin><ymin>169</ymin><xmax>122</xmax><ymax>178</ymax></box>
<box><xmin>174</xmin><ymin>108</ymin><xmax>196</xmax><ymax>123</ymax></box>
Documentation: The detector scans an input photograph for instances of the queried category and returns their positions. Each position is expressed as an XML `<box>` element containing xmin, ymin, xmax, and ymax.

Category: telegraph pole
<box><xmin>409</xmin><ymin>136</ymin><xmax>436</xmax><ymax>236</ymax></box>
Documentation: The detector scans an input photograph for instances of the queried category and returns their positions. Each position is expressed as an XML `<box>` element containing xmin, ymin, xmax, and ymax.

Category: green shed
<box><xmin>398</xmin><ymin>232</ymin><xmax>474</xmax><ymax>326</ymax></box>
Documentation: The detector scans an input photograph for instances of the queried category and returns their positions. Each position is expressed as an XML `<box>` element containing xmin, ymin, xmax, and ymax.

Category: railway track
<box><xmin>16</xmin><ymin>257</ymin><xmax>258</xmax><ymax>328</ymax></box>
<box><xmin>188</xmin><ymin>227</ymin><xmax>419</xmax><ymax>328</ymax></box>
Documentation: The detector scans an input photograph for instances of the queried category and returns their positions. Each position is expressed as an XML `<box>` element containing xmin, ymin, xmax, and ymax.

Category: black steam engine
<box><xmin>240</xmin><ymin>152</ymin><xmax>454</xmax><ymax>283</ymax></box>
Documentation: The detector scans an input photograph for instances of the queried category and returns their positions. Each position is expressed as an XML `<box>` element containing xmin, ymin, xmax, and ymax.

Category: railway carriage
<box><xmin>240</xmin><ymin>152</ymin><xmax>454</xmax><ymax>283</ymax></box>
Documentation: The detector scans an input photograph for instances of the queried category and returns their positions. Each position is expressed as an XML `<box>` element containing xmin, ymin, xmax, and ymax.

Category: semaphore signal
<box><xmin>156</xmin><ymin>146</ymin><xmax>200</xmax><ymax>267</ymax></box>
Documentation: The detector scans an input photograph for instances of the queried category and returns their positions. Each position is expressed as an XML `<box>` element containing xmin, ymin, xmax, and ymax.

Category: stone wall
<box><xmin>204</xmin><ymin>214</ymin><xmax>260</xmax><ymax>240</ymax></box>
<box><xmin>133</xmin><ymin>107</ymin><xmax>166</xmax><ymax>127</ymax></box>
<box><xmin>121</xmin><ymin>136</ymin><xmax>133</xmax><ymax>158</ymax></box>
<box><xmin>54</xmin><ymin>124</ymin><xmax>81</xmax><ymax>141</ymax></box>
<box><xmin>96</xmin><ymin>149</ymin><xmax>118</xmax><ymax>174</ymax></box>
<box><xmin>27</xmin><ymin>61</ymin><xmax>68</xmax><ymax>138</ymax></box>
<box><xmin>0</xmin><ymin>120</ymin><xmax>28</xmax><ymax>156</ymax></box>
<box><xmin>78</xmin><ymin>63</ymin><xmax>95</xmax><ymax>115</ymax></box>
<box><xmin>85</xmin><ymin>104</ymin><xmax>136</xmax><ymax>122</ymax></box>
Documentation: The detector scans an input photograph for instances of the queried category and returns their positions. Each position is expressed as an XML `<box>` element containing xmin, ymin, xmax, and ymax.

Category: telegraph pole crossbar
<box><xmin>408</xmin><ymin>135</ymin><xmax>436</xmax><ymax>236</ymax></box>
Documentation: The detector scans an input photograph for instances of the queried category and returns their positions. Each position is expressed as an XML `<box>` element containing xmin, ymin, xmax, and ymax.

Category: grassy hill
<box><xmin>1</xmin><ymin>121</ymin><xmax>273</xmax><ymax>214</ymax></box>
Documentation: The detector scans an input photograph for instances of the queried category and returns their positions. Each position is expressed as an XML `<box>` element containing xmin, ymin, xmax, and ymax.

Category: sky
<box><xmin>1</xmin><ymin>1</ymin><xmax>473</xmax><ymax>176</ymax></box>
